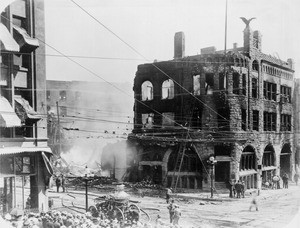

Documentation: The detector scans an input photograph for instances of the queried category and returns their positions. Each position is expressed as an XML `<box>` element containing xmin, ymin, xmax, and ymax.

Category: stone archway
<box><xmin>280</xmin><ymin>144</ymin><xmax>292</xmax><ymax>176</ymax></box>
<box><xmin>165</xmin><ymin>145</ymin><xmax>203</xmax><ymax>189</ymax></box>
<box><xmin>239</xmin><ymin>145</ymin><xmax>257</xmax><ymax>189</ymax></box>
<box><xmin>262</xmin><ymin>144</ymin><xmax>276</xmax><ymax>183</ymax></box>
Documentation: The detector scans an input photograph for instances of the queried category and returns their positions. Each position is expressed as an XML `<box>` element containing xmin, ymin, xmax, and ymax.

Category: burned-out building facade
<box><xmin>128</xmin><ymin>22</ymin><xmax>296</xmax><ymax>191</ymax></box>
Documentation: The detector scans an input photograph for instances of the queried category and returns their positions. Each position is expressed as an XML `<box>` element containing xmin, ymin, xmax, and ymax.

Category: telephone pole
<box><xmin>56</xmin><ymin>101</ymin><xmax>62</xmax><ymax>155</ymax></box>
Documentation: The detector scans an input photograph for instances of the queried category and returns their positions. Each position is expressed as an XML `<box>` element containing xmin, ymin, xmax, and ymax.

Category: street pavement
<box><xmin>48</xmin><ymin>183</ymin><xmax>300</xmax><ymax>228</ymax></box>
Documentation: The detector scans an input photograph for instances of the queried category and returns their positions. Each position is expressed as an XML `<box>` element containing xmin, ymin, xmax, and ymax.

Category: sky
<box><xmin>44</xmin><ymin>0</ymin><xmax>300</xmax><ymax>83</ymax></box>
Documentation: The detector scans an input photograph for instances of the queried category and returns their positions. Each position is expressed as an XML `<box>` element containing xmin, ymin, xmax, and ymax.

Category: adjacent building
<box><xmin>129</xmin><ymin>22</ymin><xmax>296</xmax><ymax>191</ymax></box>
<box><xmin>46</xmin><ymin>80</ymin><xmax>134</xmax><ymax>180</ymax></box>
<box><xmin>0</xmin><ymin>0</ymin><xmax>51</xmax><ymax>213</ymax></box>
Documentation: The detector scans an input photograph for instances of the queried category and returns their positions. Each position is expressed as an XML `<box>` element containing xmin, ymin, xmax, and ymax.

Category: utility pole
<box><xmin>56</xmin><ymin>101</ymin><xmax>62</xmax><ymax>155</ymax></box>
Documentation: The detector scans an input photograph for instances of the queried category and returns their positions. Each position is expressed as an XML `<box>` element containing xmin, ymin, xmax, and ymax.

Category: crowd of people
<box><xmin>0</xmin><ymin>210</ymin><xmax>158</xmax><ymax>228</ymax></box>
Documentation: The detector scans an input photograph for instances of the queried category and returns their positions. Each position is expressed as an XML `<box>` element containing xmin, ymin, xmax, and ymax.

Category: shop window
<box><xmin>193</xmin><ymin>75</ymin><xmax>201</xmax><ymax>95</ymax></box>
<box><xmin>252</xmin><ymin>78</ymin><xmax>258</xmax><ymax>98</ymax></box>
<box><xmin>161</xmin><ymin>79</ymin><xmax>174</xmax><ymax>99</ymax></box>
<box><xmin>240</xmin><ymin>146</ymin><xmax>256</xmax><ymax>171</ymax></box>
<box><xmin>15</xmin><ymin>156</ymin><xmax>34</xmax><ymax>174</ymax></box>
<box><xmin>162</xmin><ymin>112</ymin><xmax>174</xmax><ymax>127</ymax></box>
<box><xmin>263</xmin><ymin>146</ymin><xmax>275</xmax><ymax>167</ymax></box>
<box><xmin>252</xmin><ymin>110</ymin><xmax>259</xmax><ymax>131</ymax></box>
<box><xmin>141</xmin><ymin>81</ymin><xmax>153</xmax><ymax>101</ymax></box>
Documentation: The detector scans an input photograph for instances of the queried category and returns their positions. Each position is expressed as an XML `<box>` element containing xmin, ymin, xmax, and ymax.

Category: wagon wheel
<box><xmin>107</xmin><ymin>207</ymin><xmax>124</xmax><ymax>222</ymax></box>
<box><xmin>126</xmin><ymin>204</ymin><xmax>141</xmax><ymax>222</ymax></box>
<box><xmin>139</xmin><ymin>208</ymin><xmax>150</xmax><ymax>224</ymax></box>
<box><xmin>88</xmin><ymin>206</ymin><xmax>99</xmax><ymax>217</ymax></box>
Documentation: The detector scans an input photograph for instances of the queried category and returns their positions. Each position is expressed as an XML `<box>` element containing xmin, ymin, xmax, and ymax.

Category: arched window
<box><xmin>141</xmin><ymin>81</ymin><xmax>153</xmax><ymax>101</ymax></box>
<box><xmin>252</xmin><ymin>60</ymin><xmax>259</xmax><ymax>71</ymax></box>
<box><xmin>161</xmin><ymin>79</ymin><xmax>174</xmax><ymax>99</ymax></box>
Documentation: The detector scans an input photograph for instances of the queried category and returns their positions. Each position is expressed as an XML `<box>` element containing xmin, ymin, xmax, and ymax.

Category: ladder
<box><xmin>170</xmin><ymin>142</ymin><xmax>186</xmax><ymax>191</ymax></box>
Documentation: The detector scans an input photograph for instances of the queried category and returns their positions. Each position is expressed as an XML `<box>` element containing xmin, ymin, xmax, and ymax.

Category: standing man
<box><xmin>167</xmin><ymin>199</ymin><xmax>175</xmax><ymax>224</ymax></box>
<box><xmin>172</xmin><ymin>205</ymin><xmax>181</xmax><ymax>226</ymax></box>
<box><xmin>61</xmin><ymin>175</ymin><xmax>66</xmax><ymax>193</ymax></box>
<box><xmin>282</xmin><ymin>173</ymin><xmax>289</xmax><ymax>189</ymax></box>
<box><xmin>294</xmin><ymin>173</ymin><xmax>299</xmax><ymax>186</ymax></box>
<box><xmin>55</xmin><ymin>175</ymin><xmax>61</xmax><ymax>192</ymax></box>
<box><xmin>166</xmin><ymin>188</ymin><xmax>172</xmax><ymax>203</ymax></box>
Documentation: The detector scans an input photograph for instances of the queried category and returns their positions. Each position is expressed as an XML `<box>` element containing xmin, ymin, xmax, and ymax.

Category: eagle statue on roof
<box><xmin>240</xmin><ymin>17</ymin><xmax>256</xmax><ymax>27</ymax></box>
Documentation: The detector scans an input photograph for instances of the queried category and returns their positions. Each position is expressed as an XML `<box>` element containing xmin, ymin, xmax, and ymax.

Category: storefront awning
<box><xmin>0</xmin><ymin>147</ymin><xmax>52</xmax><ymax>155</ymax></box>
<box><xmin>42</xmin><ymin>152</ymin><xmax>54</xmax><ymax>176</ymax></box>
<box><xmin>0</xmin><ymin>96</ymin><xmax>22</xmax><ymax>127</ymax></box>
<box><xmin>0</xmin><ymin>23</ymin><xmax>19</xmax><ymax>52</ymax></box>
<box><xmin>15</xmin><ymin>96</ymin><xmax>42</xmax><ymax>122</ymax></box>
<box><xmin>13</xmin><ymin>25</ymin><xmax>39</xmax><ymax>53</ymax></box>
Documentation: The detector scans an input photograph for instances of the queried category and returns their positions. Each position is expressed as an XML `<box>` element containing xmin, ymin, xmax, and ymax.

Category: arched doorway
<box><xmin>239</xmin><ymin>145</ymin><xmax>257</xmax><ymax>189</ymax></box>
<box><xmin>280</xmin><ymin>144</ymin><xmax>291</xmax><ymax>176</ymax></box>
<box><xmin>262</xmin><ymin>145</ymin><xmax>276</xmax><ymax>183</ymax></box>
<box><xmin>166</xmin><ymin>146</ymin><xmax>203</xmax><ymax>189</ymax></box>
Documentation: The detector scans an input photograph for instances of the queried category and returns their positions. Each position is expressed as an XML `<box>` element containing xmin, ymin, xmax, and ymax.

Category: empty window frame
<box><xmin>141</xmin><ymin>81</ymin><xmax>153</xmax><ymax>101</ymax></box>
<box><xmin>280</xmin><ymin>114</ymin><xmax>291</xmax><ymax>131</ymax></box>
<box><xmin>142</xmin><ymin>113</ymin><xmax>154</xmax><ymax>128</ymax></box>
<box><xmin>240</xmin><ymin>147</ymin><xmax>256</xmax><ymax>170</ymax></box>
<box><xmin>262</xmin><ymin>151</ymin><xmax>275</xmax><ymax>167</ymax></box>
<box><xmin>46</xmin><ymin>90</ymin><xmax>51</xmax><ymax>100</ymax></box>
<box><xmin>280</xmin><ymin>85</ymin><xmax>291</xmax><ymax>103</ymax></box>
<box><xmin>205</xmin><ymin>73</ymin><xmax>214</xmax><ymax>95</ymax></box>
<box><xmin>263</xmin><ymin>81</ymin><xmax>277</xmax><ymax>101</ymax></box>
<box><xmin>252</xmin><ymin>60</ymin><xmax>259</xmax><ymax>71</ymax></box>
<box><xmin>193</xmin><ymin>75</ymin><xmax>201</xmax><ymax>95</ymax></box>
<box><xmin>161</xmin><ymin>79</ymin><xmax>174</xmax><ymax>99</ymax></box>
<box><xmin>252</xmin><ymin>78</ymin><xmax>258</xmax><ymax>98</ymax></box>
<box><xmin>252</xmin><ymin>110</ymin><xmax>259</xmax><ymax>131</ymax></box>
<box><xmin>241</xmin><ymin>109</ymin><xmax>247</xmax><ymax>131</ymax></box>
<box><xmin>232</xmin><ymin>73</ymin><xmax>240</xmax><ymax>95</ymax></box>
<box><xmin>162</xmin><ymin>112</ymin><xmax>175</xmax><ymax>127</ymax></box>
<box><xmin>219</xmin><ymin>73</ymin><xmax>227</xmax><ymax>91</ymax></box>
<box><xmin>263</xmin><ymin>112</ymin><xmax>276</xmax><ymax>131</ymax></box>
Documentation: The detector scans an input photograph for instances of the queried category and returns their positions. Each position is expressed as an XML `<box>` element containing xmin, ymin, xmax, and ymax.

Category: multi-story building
<box><xmin>46</xmin><ymin>80</ymin><xmax>134</xmax><ymax>180</ymax></box>
<box><xmin>294</xmin><ymin>78</ymin><xmax>300</xmax><ymax>175</ymax></box>
<box><xmin>0</xmin><ymin>0</ymin><xmax>51</xmax><ymax>213</ymax></box>
<box><xmin>129</xmin><ymin>21</ymin><xmax>295</xmax><ymax>191</ymax></box>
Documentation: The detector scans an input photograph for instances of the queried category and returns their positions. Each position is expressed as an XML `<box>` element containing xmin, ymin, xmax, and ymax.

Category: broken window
<box><xmin>193</xmin><ymin>75</ymin><xmax>201</xmax><ymax>95</ymax></box>
<box><xmin>280</xmin><ymin>85</ymin><xmax>291</xmax><ymax>103</ymax></box>
<box><xmin>263</xmin><ymin>81</ymin><xmax>277</xmax><ymax>101</ymax></box>
<box><xmin>141</xmin><ymin>81</ymin><xmax>153</xmax><ymax>101</ymax></box>
<box><xmin>280</xmin><ymin>114</ymin><xmax>291</xmax><ymax>131</ymax></box>
<box><xmin>142</xmin><ymin>113</ymin><xmax>154</xmax><ymax>128</ymax></box>
<box><xmin>263</xmin><ymin>112</ymin><xmax>276</xmax><ymax>131</ymax></box>
<box><xmin>162</xmin><ymin>112</ymin><xmax>174</xmax><ymax>127</ymax></box>
<box><xmin>219</xmin><ymin>73</ymin><xmax>227</xmax><ymax>91</ymax></box>
<box><xmin>161</xmin><ymin>79</ymin><xmax>174</xmax><ymax>99</ymax></box>
<box><xmin>205</xmin><ymin>73</ymin><xmax>214</xmax><ymax>95</ymax></box>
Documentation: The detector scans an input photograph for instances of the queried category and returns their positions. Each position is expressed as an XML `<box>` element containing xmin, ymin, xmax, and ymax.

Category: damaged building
<box><xmin>128</xmin><ymin>21</ymin><xmax>296</xmax><ymax>191</ymax></box>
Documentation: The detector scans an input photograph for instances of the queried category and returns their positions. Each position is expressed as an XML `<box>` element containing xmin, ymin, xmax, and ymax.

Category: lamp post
<box><xmin>83</xmin><ymin>166</ymin><xmax>94</xmax><ymax>211</ymax></box>
<box><xmin>207</xmin><ymin>156</ymin><xmax>217</xmax><ymax>198</ymax></box>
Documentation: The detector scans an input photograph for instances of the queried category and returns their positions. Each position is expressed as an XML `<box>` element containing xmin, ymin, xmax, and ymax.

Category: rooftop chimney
<box><xmin>174</xmin><ymin>32</ymin><xmax>185</xmax><ymax>59</ymax></box>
